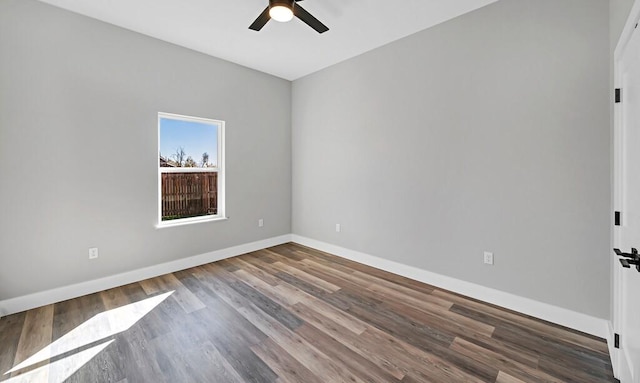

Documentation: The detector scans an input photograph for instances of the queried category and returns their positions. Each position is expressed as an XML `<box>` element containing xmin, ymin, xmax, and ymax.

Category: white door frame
<box><xmin>613</xmin><ymin>1</ymin><xmax>640</xmax><ymax>380</ymax></box>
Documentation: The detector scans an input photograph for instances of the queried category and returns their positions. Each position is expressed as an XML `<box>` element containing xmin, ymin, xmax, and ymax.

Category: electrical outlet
<box><xmin>258</xmin><ymin>218</ymin><xmax>264</xmax><ymax>227</ymax></box>
<box><xmin>89</xmin><ymin>247</ymin><xmax>99</xmax><ymax>260</ymax></box>
<box><xmin>336</xmin><ymin>223</ymin><xmax>341</xmax><ymax>233</ymax></box>
<box><xmin>483</xmin><ymin>251</ymin><xmax>494</xmax><ymax>265</ymax></box>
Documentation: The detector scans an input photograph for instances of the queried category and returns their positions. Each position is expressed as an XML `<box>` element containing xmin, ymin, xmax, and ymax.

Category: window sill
<box><xmin>155</xmin><ymin>216</ymin><xmax>228</xmax><ymax>229</ymax></box>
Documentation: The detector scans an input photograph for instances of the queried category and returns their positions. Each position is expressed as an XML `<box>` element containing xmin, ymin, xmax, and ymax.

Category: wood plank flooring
<box><xmin>0</xmin><ymin>243</ymin><xmax>616</xmax><ymax>382</ymax></box>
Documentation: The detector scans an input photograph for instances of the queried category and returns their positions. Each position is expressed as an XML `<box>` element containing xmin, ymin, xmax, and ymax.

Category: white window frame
<box><xmin>156</xmin><ymin>112</ymin><xmax>225</xmax><ymax>228</ymax></box>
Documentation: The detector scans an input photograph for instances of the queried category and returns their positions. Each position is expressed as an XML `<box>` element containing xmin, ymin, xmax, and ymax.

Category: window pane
<box><xmin>161</xmin><ymin>172</ymin><xmax>217</xmax><ymax>221</ymax></box>
<box><xmin>158</xmin><ymin>114</ymin><xmax>222</xmax><ymax>223</ymax></box>
<box><xmin>159</xmin><ymin>118</ymin><xmax>218</xmax><ymax>168</ymax></box>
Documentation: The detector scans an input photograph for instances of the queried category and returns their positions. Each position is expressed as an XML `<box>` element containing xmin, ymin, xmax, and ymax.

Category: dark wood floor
<box><xmin>0</xmin><ymin>243</ymin><xmax>615</xmax><ymax>382</ymax></box>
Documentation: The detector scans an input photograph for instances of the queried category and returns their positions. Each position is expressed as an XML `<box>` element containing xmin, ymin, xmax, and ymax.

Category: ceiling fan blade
<box><xmin>293</xmin><ymin>3</ymin><xmax>329</xmax><ymax>33</ymax></box>
<box><xmin>249</xmin><ymin>6</ymin><xmax>271</xmax><ymax>31</ymax></box>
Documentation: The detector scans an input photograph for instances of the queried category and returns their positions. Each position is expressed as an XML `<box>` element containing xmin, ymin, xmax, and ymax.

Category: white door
<box><xmin>614</xmin><ymin>11</ymin><xmax>640</xmax><ymax>382</ymax></box>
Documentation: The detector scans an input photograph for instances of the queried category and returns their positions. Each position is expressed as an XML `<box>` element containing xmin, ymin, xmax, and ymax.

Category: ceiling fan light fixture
<box><xmin>269</xmin><ymin>1</ymin><xmax>293</xmax><ymax>23</ymax></box>
<box><xmin>269</xmin><ymin>4</ymin><xmax>294</xmax><ymax>22</ymax></box>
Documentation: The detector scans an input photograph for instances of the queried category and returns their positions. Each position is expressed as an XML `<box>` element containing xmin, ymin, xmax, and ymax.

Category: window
<box><xmin>158</xmin><ymin>112</ymin><xmax>225</xmax><ymax>226</ymax></box>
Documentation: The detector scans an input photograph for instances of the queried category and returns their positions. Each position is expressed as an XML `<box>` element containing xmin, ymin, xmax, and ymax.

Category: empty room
<box><xmin>1</xmin><ymin>0</ymin><xmax>640</xmax><ymax>381</ymax></box>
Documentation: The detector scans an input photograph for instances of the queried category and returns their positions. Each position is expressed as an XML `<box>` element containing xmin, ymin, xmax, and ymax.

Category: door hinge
<box><xmin>615</xmin><ymin>88</ymin><xmax>622</xmax><ymax>103</ymax></box>
<box><xmin>615</xmin><ymin>211</ymin><xmax>621</xmax><ymax>226</ymax></box>
<box><xmin>614</xmin><ymin>333</ymin><xmax>620</xmax><ymax>348</ymax></box>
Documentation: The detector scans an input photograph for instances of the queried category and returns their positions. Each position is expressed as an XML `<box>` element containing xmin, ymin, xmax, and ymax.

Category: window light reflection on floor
<box><xmin>4</xmin><ymin>291</ymin><xmax>173</xmax><ymax>382</ymax></box>
<box><xmin>4</xmin><ymin>341</ymin><xmax>114</xmax><ymax>383</ymax></box>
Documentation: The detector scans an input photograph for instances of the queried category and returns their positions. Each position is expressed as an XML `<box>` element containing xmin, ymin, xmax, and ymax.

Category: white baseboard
<box><xmin>0</xmin><ymin>233</ymin><xmax>610</xmax><ymax>340</ymax></box>
<box><xmin>291</xmin><ymin>235</ymin><xmax>609</xmax><ymax>338</ymax></box>
<box><xmin>0</xmin><ymin>235</ymin><xmax>292</xmax><ymax>317</ymax></box>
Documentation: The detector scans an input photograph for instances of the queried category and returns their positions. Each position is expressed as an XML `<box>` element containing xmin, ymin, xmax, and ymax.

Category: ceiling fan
<box><xmin>249</xmin><ymin>0</ymin><xmax>329</xmax><ymax>34</ymax></box>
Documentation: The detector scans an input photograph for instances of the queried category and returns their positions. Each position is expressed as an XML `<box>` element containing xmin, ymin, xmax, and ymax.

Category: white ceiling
<box><xmin>37</xmin><ymin>0</ymin><xmax>498</xmax><ymax>80</ymax></box>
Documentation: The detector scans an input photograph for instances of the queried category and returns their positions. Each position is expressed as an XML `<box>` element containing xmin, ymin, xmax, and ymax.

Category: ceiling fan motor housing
<box><xmin>269</xmin><ymin>0</ymin><xmax>295</xmax><ymax>10</ymax></box>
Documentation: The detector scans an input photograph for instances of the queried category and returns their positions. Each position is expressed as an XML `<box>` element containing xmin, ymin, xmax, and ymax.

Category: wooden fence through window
<box><xmin>161</xmin><ymin>172</ymin><xmax>217</xmax><ymax>220</ymax></box>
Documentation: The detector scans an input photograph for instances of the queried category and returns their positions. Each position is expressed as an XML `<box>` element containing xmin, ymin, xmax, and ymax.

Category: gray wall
<box><xmin>292</xmin><ymin>0</ymin><xmax>610</xmax><ymax>318</ymax></box>
<box><xmin>0</xmin><ymin>0</ymin><xmax>614</xmax><ymax>320</ymax></box>
<box><xmin>0</xmin><ymin>0</ymin><xmax>291</xmax><ymax>300</ymax></box>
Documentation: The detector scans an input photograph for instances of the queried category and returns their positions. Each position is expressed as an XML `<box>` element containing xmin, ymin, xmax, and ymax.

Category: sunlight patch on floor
<box><xmin>4</xmin><ymin>291</ymin><xmax>173</xmax><ymax>381</ymax></box>
<box><xmin>4</xmin><ymin>341</ymin><xmax>114</xmax><ymax>383</ymax></box>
